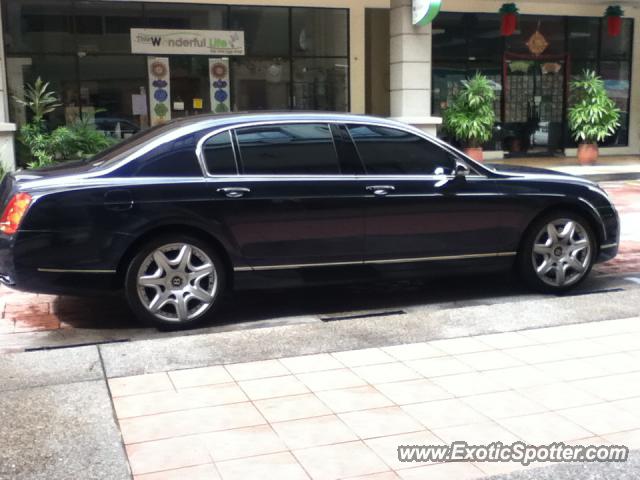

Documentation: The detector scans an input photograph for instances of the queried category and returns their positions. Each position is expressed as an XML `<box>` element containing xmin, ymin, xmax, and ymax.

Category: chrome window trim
<box><xmin>195</xmin><ymin>118</ymin><xmax>486</xmax><ymax>180</ymax></box>
<box><xmin>233</xmin><ymin>251</ymin><xmax>517</xmax><ymax>272</ymax></box>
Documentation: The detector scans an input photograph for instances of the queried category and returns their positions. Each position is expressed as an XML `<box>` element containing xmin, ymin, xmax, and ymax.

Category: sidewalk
<box><xmin>107</xmin><ymin>317</ymin><xmax>640</xmax><ymax>479</ymax></box>
<box><xmin>489</xmin><ymin>155</ymin><xmax>640</xmax><ymax>182</ymax></box>
<box><xmin>2</xmin><ymin>287</ymin><xmax>640</xmax><ymax>480</ymax></box>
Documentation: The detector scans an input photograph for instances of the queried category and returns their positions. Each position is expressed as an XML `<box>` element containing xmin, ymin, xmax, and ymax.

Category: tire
<box><xmin>125</xmin><ymin>234</ymin><xmax>226</xmax><ymax>330</ymax></box>
<box><xmin>518</xmin><ymin>210</ymin><xmax>596</xmax><ymax>294</ymax></box>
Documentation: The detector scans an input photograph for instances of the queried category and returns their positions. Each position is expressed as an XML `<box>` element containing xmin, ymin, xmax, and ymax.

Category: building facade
<box><xmin>0</xmin><ymin>0</ymin><xmax>637</xmax><ymax>168</ymax></box>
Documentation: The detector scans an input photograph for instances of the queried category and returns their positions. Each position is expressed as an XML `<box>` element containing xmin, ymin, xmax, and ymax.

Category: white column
<box><xmin>0</xmin><ymin>1</ymin><xmax>16</xmax><ymax>171</ymax></box>
<box><xmin>389</xmin><ymin>0</ymin><xmax>441</xmax><ymax>136</ymax></box>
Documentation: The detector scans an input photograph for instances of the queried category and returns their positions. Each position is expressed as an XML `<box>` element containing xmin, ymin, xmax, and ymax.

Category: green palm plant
<box><xmin>568</xmin><ymin>70</ymin><xmax>620</xmax><ymax>144</ymax></box>
<box><xmin>443</xmin><ymin>73</ymin><xmax>496</xmax><ymax>149</ymax></box>
<box><xmin>12</xmin><ymin>77</ymin><xmax>61</xmax><ymax>125</ymax></box>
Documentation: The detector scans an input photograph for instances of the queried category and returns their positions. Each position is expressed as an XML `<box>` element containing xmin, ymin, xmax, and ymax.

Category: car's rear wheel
<box><xmin>125</xmin><ymin>235</ymin><xmax>226</xmax><ymax>329</ymax></box>
<box><xmin>519</xmin><ymin>211</ymin><xmax>595</xmax><ymax>293</ymax></box>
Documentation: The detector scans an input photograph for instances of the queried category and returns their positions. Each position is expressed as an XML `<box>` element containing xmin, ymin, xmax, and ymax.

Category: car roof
<box><xmin>161</xmin><ymin>111</ymin><xmax>412</xmax><ymax>132</ymax></box>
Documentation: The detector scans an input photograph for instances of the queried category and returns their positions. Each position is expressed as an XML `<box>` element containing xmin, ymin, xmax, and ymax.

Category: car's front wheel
<box><xmin>125</xmin><ymin>235</ymin><xmax>226</xmax><ymax>329</ymax></box>
<box><xmin>519</xmin><ymin>211</ymin><xmax>595</xmax><ymax>293</ymax></box>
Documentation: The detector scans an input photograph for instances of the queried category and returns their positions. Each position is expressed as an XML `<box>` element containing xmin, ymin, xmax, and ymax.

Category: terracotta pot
<box><xmin>577</xmin><ymin>143</ymin><xmax>598</xmax><ymax>165</ymax></box>
<box><xmin>464</xmin><ymin>147</ymin><xmax>484</xmax><ymax>162</ymax></box>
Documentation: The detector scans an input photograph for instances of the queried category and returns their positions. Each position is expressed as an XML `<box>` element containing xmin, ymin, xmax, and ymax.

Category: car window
<box><xmin>121</xmin><ymin>133</ymin><xmax>203</xmax><ymax>177</ymax></box>
<box><xmin>234</xmin><ymin>123</ymin><xmax>340</xmax><ymax>175</ymax></box>
<box><xmin>202</xmin><ymin>130</ymin><xmax>237</xmax><ymax>175</ymax></box>
<box><xmin>347</xmin><ymin>124</ymin><xmax>456</xmax><ymax>175</ymax></box>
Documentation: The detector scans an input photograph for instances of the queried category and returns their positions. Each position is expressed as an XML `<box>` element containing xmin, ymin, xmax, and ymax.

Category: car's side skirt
<box><xmin>234</xmin><ymin>251</ymin><xmax>517</xmax><ymax>272</ymax></box>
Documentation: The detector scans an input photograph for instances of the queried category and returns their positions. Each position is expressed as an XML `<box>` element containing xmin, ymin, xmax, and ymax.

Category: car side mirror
<box><xmin>454</xmin><ymin>163</ymin><xmax>471</xmax><ymax>178</ymax></box>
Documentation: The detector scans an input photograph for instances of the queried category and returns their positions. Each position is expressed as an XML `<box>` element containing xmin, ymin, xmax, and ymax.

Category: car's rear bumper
<box><xmin>0</xmin><ymin>232</ymin><xmax>119</xmax><ymax>295</ymax></box>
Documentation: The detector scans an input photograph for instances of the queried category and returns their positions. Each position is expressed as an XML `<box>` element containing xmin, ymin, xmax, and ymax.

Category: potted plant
<box><xmin>443</xmin><ymin>73</ymin><xmax>496</xmax><ymax>162</ymax></box>
<box><xmin>568</xmin><ymin>70</ymin><xmax>620</xmax><ymax>165</ymax></box>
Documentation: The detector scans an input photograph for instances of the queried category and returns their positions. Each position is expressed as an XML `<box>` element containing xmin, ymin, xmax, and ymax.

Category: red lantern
<box><xmin>605</xmin><ymin>6</ymin><xmax>624</xmax><ymax>37</ymax></box>
<box><xmin>499</xmin><ymin>3</ymin><xmax>519</xmax><ymax>37</ymax></box>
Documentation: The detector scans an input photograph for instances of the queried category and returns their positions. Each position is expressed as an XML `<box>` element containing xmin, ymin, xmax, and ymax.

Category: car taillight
<box><xmin>0</xmin><ymin>192</ymin><xmax>32</xmax><ymax>235</ymax></box>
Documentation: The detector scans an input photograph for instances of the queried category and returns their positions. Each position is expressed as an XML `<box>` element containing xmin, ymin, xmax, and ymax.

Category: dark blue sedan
<box><xmin>0</xmin><ymin>113</ymin><xmax>619</xmax><ymax>328</ymax></box>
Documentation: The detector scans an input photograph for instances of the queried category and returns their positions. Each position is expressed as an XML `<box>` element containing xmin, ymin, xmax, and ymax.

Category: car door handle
<box><xmin>217</xmin><ymin>187</ymin><xmax>251</xmax><ymax>198</ymax></box>
<box><xmin>366</xmin><ymin>185</ymin><xmax>395</xmax><ymax>197</ymax></box>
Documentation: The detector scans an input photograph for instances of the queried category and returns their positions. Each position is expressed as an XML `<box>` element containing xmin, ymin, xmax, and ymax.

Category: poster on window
<box><xmin>209</xmin><ymin>58</ymin><xmax>230</xmax><ymax>114</ymax></box>
<box><xmin>147</xmin><ymin>57</ymin><xmax>171</xmax><ymax>126</ymax></box>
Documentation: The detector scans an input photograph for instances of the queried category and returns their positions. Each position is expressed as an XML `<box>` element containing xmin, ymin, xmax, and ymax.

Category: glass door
<box><xmin>503</xmin><ymin>56</ymin><xmax>566</xmax><ymax>155</ymax></box>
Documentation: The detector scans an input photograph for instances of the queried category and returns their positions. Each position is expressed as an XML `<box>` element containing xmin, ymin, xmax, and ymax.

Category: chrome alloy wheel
<box><xmin>531</xmin><ymin>218</ymin><xmax>592</xmax><ymax>287</ymax></box>
<box><xmin>136</xmin><ymin>243</ymin><xmax>217</xmax><ymax>322</ymax></box>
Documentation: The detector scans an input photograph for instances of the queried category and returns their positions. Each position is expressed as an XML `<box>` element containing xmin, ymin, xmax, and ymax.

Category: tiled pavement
<box><xmin>109</xmin><ymin>316</ymin><xmax>640</xmax><ymax>480</ymax></box>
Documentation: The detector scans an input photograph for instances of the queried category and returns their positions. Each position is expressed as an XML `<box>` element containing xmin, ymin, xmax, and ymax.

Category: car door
<box><xmin>201</xmin><ymin>122</ymin><xmax>365</xmax><ymax>269</ymax></box>
<box><xmin>345</xmin><ymin>123</ymin><xmax>516</xmax><ymax>263</ymax></box>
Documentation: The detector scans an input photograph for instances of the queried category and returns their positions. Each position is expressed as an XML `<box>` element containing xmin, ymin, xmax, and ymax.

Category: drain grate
<box><xmin>320</xmin><ymin>309</ymin><xmax>406</xmax><ymax>322</ymax></box>
<box><xmin>25</xmin><ymin>338</ymin><xmax>130</xmax><ymax>352</ymax></box>
<box><xmin>563</xmin><ymin>287</ymin><xmax>625</xmax><ymax>298</ymax></box>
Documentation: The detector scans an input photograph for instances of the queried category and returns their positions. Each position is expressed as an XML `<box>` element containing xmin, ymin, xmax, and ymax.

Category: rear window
<box><xmin>118</xmin><ymin>133</ymin><xmax>203</xmax><ymax>177</ymax></box>
<box><xmin>234</xmin><ymin>123</ymin><xmax>340</xmax><ymax>175</ymax></box>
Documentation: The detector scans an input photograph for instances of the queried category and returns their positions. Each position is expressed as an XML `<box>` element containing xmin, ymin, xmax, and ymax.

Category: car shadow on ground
<box><xmin>48</xmin><ymin>269</ymin><xmax>619</xmax><ymax>333</ymax></box>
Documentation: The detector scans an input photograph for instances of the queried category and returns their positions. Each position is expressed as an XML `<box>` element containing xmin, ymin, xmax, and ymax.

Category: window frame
<box><xmin>201</xmin><ymin>129</ymin><xmax>240</xmax><ymax>176</ymax></box>
<box><xmin>195</xmin><ymin>119</ymin><xmax>485</xmax><ymax>179</ymax></box>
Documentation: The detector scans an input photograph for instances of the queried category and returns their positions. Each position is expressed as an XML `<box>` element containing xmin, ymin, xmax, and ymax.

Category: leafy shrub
<box><xmin>13</xmin><ymin>78</ymin><xmax>118</xmax><ymax>169</ymax></box>
<box><xmin>568</xmin><ymin>70</ymin><xmax>621</xmax><ymax>144</ymax></box>
<box><xmin>443</xmin><ymin>73</ymin><xmax>496</xmax><ymax>148</ymax></box>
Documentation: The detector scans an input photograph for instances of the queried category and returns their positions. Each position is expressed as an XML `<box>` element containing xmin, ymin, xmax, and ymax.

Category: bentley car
<box><xmin>0</xmin><ymin>113</ymin><xmax>619</xmax><ymax>329</ymax></box>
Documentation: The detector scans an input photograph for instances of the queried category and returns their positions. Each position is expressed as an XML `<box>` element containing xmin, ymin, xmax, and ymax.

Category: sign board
<box><xmin>209</xmin><ymin>58</ymin><xmax>231</xmax><ymax>114</ymax></box>
<box><xmin>412</xmin><ymin>0</ymin><xmax>442</xmax><ymax>26</ymax></box>
<box><xmin>131</xmin><ymin>28</ymin><xmax>245</xmax><ymax>56</ymax></box>
<box><xmin>147</xmin><ymin>57</ymin><xmax>171</xmax><ymax>126</ymax></box>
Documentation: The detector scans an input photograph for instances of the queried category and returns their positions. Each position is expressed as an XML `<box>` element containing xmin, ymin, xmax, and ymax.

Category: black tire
<box><xmin>518</xmin><ymin>210</ymin><xmax>596</xmax><ymax>294</ymax></box>
<box><xmin>125</xmin><ymin>234</ymin><xmax>227</xmax><ymax>330</ymax></box>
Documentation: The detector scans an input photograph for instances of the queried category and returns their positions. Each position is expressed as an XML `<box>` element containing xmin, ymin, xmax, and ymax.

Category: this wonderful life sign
<box><xmin>131</xmin><ymin>28</ymin><xmax>245</xmax><ymax>55</ymax></box>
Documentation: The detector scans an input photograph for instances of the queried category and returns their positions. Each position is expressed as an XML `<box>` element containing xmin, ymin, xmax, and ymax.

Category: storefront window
<box><xmin>291</xmin><ymin>8</ymin><xmax>348</xmax><ymax>57</ymax></box>
<box><xmin>232</xmin><ymin>58</ymin><xmax>291</xmax><ymax>110</ymax></box>
<box><xmin>3</xmin><ymin>0</ymin><xmax>75</xmax><ymax>53</ymax></box>
<box><xmin>432</xmin><ymin>13</ymin><xmax>469</xmax><ymax>60</ymax></box>
<box><xmin>229</xmin><ymin>6</ymin><xmax>289</xmax><ymax>56</ymax></box>
<box><xmin>144</xmin><ymin>3</ymin><xmax>227</xmax><ymax>30</ymax></box>
<box><xmin>601</xmin><ymin>18</ymin><xmax>633</xmax><ymax>61</ymax></box>
<box><xmin>292</xmin><ymin>58</ymin><xmax>348</xmax><ymax>111</ymax></box>
<box><xmin>7</xmin><ymin>55</ymin><xmax>78</xmax><ymax>129</ymax></box>
<box><xmin>74</xmin><ymin>1</ymin><xmax>144</xmax><ymax>54</ymax></box>
<box><xmin>434</xmin><ymin>12</ymin><xmax>634</xmax><ymax>151</ymax></box>
<box><xmin>79</xmin><ymin>55</ymin><xmax>147</xmax><ymax>138</ymax></box>
<box><xmin>600</xmin><ymin>60</ymin><xmax>631</xmax><ymax>146</ymax></box>
<box><xmin>3</xmin><ymin>1</ymin><xmax>351</xmax><ymax>135</ymax></box>
<box><xmin>568</xmin><ymin>17</ymin><xmax>599</xmax><ymax>60</ymax></box>
<box><xmin>506</xmin><ymin>16</ymin><xmax>565</xmax><ymax>56</ymax></box>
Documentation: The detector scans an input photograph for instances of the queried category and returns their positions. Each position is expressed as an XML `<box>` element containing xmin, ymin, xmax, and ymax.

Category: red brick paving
<box><xmin>0</xmin><ymin>181</ymin><xmax>638</xmax><ymax>335</ymax></box>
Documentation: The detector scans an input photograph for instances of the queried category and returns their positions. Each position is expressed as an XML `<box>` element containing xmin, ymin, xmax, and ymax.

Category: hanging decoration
<box><xmin>209</xmin><ymin>58</ymin><xmax>230</xmax><ymax>114</ymax></box>
<box><xmin>412</xmin><ymin>0</ymin><xmax>442</xmax><ymax>26</ymax></box>
<box><xmin>526</xmin><ymin>21</ymin><xmax>549</xmax><ymax>56</ymax></box>
<box><xmin>605</xmin><ymin>5</ymin><xmax>624</xmax><ymax>37</ymax></box>
<box><xmin>499</xmin><ymin>3</ymin><xmax>519</xmax><ymax>36</ymax></box>
<box><xmin>147</xmin><ymin>57</ymin><xmax>170</xmax><ymax>126</ymax></box>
